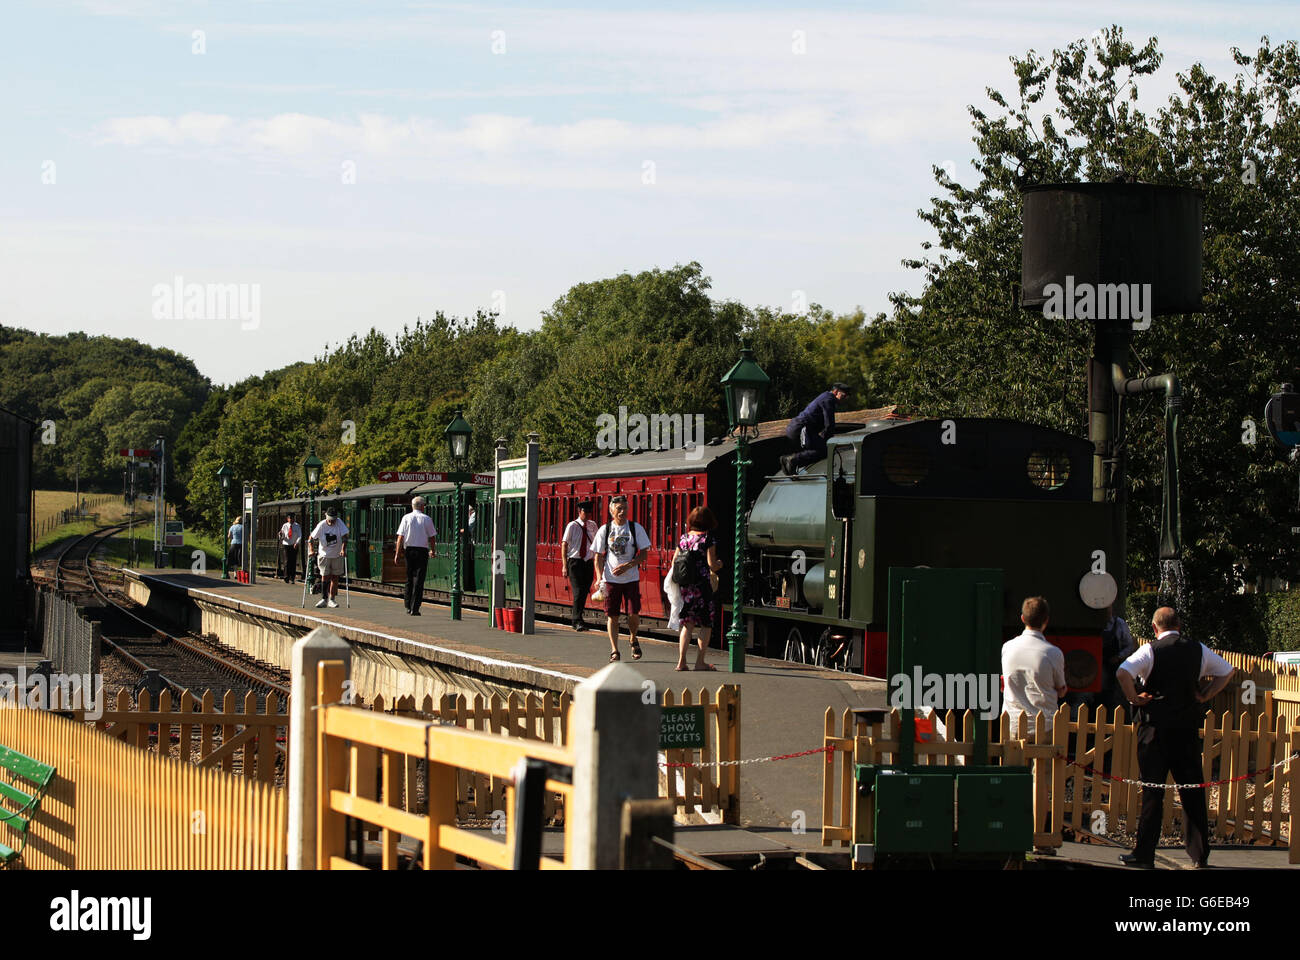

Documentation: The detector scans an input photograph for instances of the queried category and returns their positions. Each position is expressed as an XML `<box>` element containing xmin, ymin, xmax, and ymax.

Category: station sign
<box><xmin>164</xmin><ymin>520</ymin><xmax>184</xmax><ymax>547</ymax></box>
<box><xmin>119</xmin><ymin>448</ymin><xmax>156</xmax><ymax>458</ymax></box>
<box><xmin>377</xmin><ymin>470</ymin><xmax>495</xmax><ymax>485</ymax></box>
<box><xmin>660</xmin><ymin>705</ymin><xmax>706</xmax><ymax>749</ymax></box>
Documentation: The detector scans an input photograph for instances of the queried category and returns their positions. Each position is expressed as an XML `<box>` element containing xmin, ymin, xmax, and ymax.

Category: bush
<box><xmin>1127</xmin><ymin>588</ymin><xmax>1300</xmax><ymax>654</ymax></box>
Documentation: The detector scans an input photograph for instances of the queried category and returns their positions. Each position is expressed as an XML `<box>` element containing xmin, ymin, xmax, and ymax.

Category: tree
<box><xmin>889</xmin><ymin>27</ymin><xmax>1300</xmax><ymax>642</ymax></box>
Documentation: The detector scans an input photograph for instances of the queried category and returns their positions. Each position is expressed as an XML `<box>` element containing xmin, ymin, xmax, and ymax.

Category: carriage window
<box><xmin>883</xmin><ymin>443</ymin><xmax>931</xmax><ymax>487</ymax></box>
<box><xmin>832</xmin><ymin>446</ymin><xmax>855</xmax><ymax>519</ymax></box>
<box><xmin>1027</xmin><ymin>450</ymin><xmax>1071</xmax><ymax>491</ymax></box>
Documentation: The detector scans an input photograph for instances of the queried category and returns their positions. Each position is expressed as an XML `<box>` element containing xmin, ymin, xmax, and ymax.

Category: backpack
<box><xmin>672</xmin><ymin>538</ymin><xmax>706</xmax><ymax>587</ymax></box>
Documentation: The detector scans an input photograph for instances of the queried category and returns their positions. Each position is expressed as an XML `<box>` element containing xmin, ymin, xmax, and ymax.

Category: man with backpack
<box><xmin>591</xmin><ymin>495</ymin><xmax>651</xmax><ymax>662</ymax></box>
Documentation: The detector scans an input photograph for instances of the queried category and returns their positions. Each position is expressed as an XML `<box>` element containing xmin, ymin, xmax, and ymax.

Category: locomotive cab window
<box><xmin>882</xmin><ymin>442</ymin><xmax>930</xmax><ymax>488</ymax></box>
<box><xmin>831</xmin><ymin>445</ymin><xmax>856</xmax><ymax>518</ymax></box>
<box><xmin>1026</xmin><ymin>449</ymin><xmax>1071</xmax><ymax>491</ymax></box>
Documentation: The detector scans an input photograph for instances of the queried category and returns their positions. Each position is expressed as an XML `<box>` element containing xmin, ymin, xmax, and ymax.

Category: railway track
<box><xmin>40</xmin><ymin>526</ymin><xmax>290</xmax><ymax>704</ymax></box>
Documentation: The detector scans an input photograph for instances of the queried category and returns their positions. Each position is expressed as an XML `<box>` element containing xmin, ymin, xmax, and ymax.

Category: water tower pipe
<box><xmin>1111</xmin><ymin>364</ymin><xmax>1183</xmax><ymax>560</ymax></box>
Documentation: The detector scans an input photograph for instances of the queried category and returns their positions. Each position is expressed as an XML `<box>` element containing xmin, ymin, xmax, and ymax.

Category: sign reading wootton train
<box><xmin>376</xmin><ymin>470</ymin><xmax>495</xmax><ymax>485</ymax></box>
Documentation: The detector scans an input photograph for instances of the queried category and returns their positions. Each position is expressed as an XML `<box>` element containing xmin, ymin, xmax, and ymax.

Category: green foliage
<box><xmin>894</xmin><ymin>27</ymin><xmax>1300</xmax><ymax>644</ymax></box>
<box><xmin>0</xmin><ymin>328</ymin><xmax>209</xmax><ymax>492</ymax></box>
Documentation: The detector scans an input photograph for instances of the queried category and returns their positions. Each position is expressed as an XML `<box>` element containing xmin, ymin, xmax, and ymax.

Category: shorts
<box><xmin>318</xmin><ymin>556</ymin><xmax>346</xmax><ymax>577</ymax></box>
<box><xmin>603</xmin><ymin>579</ymin><xmax>641</xmax><ymax>617</ymax></box>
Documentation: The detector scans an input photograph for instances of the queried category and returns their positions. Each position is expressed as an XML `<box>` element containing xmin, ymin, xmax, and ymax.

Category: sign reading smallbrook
<box><xmin>660</xmin><ymin>705</ymin><xmax>706</xmax><ymax>749</ymax></box>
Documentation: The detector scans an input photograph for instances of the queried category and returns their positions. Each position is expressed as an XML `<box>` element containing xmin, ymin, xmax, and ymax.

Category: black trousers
<box><xmin>567</xmin><ymin>558</ymin><xmax>594</xmax><ymax>625</ymax></box>
<box><xmin>404</xmin><ymin>546</ymin><xmax>429</xmax><ymax>613</ymax></box>
<box><xmin>282</xmin><ymin>544</ymin><xmax>297</xmax><ymax>582</ymax></box>
<box><xmin>786</xmin><ymin>422</ymin><xmax>828</xmax><ymax>470</ymax></box>
<box><xmin>228</xmin><ymin>544</ymin><xmax>242</xmax><ymax>569</ymax></box>
<box><xmin>1133</xmin><ymin>726</ymin><xmax>1210</xmax><ymax>865</ymax></box>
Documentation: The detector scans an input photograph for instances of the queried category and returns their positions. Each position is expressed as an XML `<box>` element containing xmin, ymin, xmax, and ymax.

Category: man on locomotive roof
<box><xmin>1001</xmin><ymin>596</ymin><xmax>1067</xmax><ymax>738</ymax></box>
<box><xmin>780</xmin><ymin>382</ymin><xmax>850</xmax><ymax>476</ymax></box>
<box><xmin>395</xmin><ymin>496</ymin><xmax>436</xmax><ymax>616</ymax></box>
<box><xmin>309</xmin><ymin>505</ymin><xmax>349</xmax><ymax>609</ymax></box>
<box><xmin>592</xmin><ymin>494</ymin><xmax>651</xmax><ymax>663</ymax></box>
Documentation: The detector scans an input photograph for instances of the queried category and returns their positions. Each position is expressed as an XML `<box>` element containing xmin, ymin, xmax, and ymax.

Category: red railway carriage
<box><xmin>532</xmin><ymin>410</ymin><xmax>889</xmax><ymax>629</ymax></box>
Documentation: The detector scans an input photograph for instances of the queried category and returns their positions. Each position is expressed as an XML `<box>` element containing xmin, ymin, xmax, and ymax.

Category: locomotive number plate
<box><xmin>775</xmin><ymin>597</ymin><xmax>791</xmax><ymax>609</ymax></box>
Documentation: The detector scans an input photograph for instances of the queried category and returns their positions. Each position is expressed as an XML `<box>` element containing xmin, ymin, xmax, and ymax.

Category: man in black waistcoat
<box><xmin>1114</xmin><ymin>607</ymin><xmax>1235</xmax><ymax>868</ymax></box>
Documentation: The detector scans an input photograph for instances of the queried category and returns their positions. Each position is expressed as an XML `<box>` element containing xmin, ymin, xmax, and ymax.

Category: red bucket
<box><xmin>505</xmin><ymin>608</ymin><xmax>522</xmax><ymax>632</ymax></box>
<box><xmin>493</xmin><ymin>608</ymin><xmax>503</xmax><ymax>629</ymax></box>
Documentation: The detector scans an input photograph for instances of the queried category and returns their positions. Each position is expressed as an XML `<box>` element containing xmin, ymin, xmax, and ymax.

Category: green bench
<box><xmin>0</xmin><ymin>745</ymin><xmax>56</xmax><ymax>868</ymax></box>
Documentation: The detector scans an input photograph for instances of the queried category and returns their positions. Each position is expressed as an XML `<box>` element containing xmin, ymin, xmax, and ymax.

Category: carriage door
<box><xmin>355</xmin><ymin>500</ymin><xmax>370</xmax><ymax>579</ymax></box>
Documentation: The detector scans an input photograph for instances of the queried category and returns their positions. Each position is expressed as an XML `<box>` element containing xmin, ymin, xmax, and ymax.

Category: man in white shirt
<box><xmin>562</xmin><ymin>499</ymin><xmax>597</xmax><ymax>632</ymax></box>
<box><xmin>591</xmin><ymin>495</ymin><xmax>651</xmax><ymax>662</ymax></box>
<box><xmin>279</xmin><ymin>512</ymin><xmax>302</xmax><ymax>584</ymax></box>
<box><xmin>309</xmin><ymin>506</ymin><xmax>349</xmax><ymax>609</ymax></box>
<box><xmin>1001</xmin><ymin>596</ymin><xmax>1067</xmax><ymax>739</ymax></box>
<box><xmin>395</xmin><ymin>496</ymin><xmax>437</xmax><ymax>616</ymax></box>
<box><xmin>1115</xmin><ymin>607</ymin><xmax>1235</xmax><ymax>869</ymax></box>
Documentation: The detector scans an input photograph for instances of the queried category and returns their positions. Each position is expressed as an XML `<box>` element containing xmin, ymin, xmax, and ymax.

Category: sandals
<box><xmin>609</xmin><ymin>651</ymin><xmax>621</xmax><ymax>662</ymax></box>
<box><xmin>630</xmin><ymin>639</ymin><xmax>643</xmax><ymax>661</ymax></box>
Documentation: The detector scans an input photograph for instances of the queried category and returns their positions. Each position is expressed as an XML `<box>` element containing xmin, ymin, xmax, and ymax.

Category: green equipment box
<box><xmin>873</xmin><ymin>769</ymin><xmax>953</xmax><ymax>853</ymax></box>
<box><xmin>956</xmin><ymin>769</ymin><xmax>1033</xmax><ymax>853</ymax></box>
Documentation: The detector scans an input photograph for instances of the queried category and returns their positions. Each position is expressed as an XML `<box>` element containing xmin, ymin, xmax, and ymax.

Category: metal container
<box><xmin>1021</xmin><ymin>182</ymin><xmax>1203</xmax><ymax>316</ymax></box>
<box><xmin>747</xmin><ymin>476</ymin><xmax>826</xmax><ymax>549</ymax></box>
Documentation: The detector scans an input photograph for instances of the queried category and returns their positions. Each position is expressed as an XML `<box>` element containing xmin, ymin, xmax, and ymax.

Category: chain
<box><xmin>1068</xmin><ymin>750</ymin><xmax>1299</xmax><ymax>790</ymax></box>
<box><xmin>661</xmin><ymin>746</ymin><xmax>831</xmax><ymax>768</ymax></box>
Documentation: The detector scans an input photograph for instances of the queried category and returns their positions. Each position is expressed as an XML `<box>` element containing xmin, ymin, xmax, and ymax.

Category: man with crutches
<box><xmin>309</xmin><ymin>505</ymin><xmax>349</xmax><ymax>609</ymax></box>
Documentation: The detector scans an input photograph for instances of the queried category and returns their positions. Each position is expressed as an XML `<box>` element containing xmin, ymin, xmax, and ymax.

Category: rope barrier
<box><xmin>660</xmin><ymin>745</ymin><xmax>832</xmax><ymax>768</ymax></box>
<box><xmin>1067</xmin><ymin>750</ymin><xmax>1299</xmax><ymax>791</ymax></box>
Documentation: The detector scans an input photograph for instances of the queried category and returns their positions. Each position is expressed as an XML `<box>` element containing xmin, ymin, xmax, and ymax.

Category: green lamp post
<box><xmin>217</xmin><ymin>463</ymin><xmax>234</xmax><ymax>579</ymax></box>
<box><xmin>719</xmin><ymin>345</ymin><xmax>770</xmax><ymax>673</ymax></box>
<box><xmin>444</xmin><ymin>409</ymin><xmax>472</xmax><ymax>621</ymax></box>
<box><xmin>302</xmin><ymin>449</ymin><xmax>323</xmax><ymax>596</ymax></box>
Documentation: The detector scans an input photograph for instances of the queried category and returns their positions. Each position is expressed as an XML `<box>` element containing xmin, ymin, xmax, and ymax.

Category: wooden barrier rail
<box><xmin>1213</xmin><ymin>651</ymin><xmax>1300</xmax><ymax>729</ymax></box>
<box><xmin>51</xmin><ymin>681</ymin><xmax>740</xmax><ymax>826</ymax></box>
<box><xmin>823</xmin><ymin>706</ymin><xmax>1300</xmax><ymax>864</ymax></box>
<box><xmin>316</xmin><ymin>662</ymin><xmax>577</xmax><ymax>870</ymax></box>
<box><xmin>0</xmin><ymin>701</ymin><xmax>286</xmax><ymax>869</ymax></box>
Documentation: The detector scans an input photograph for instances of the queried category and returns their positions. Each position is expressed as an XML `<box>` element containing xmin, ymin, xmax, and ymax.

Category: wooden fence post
<box><xmin>570</xmin><ymin>663</ymin><xmax>659</xmax><ymax>870</ymax></box>
<box><xmin>287</xmin><ymin>626</ymin><xmax>352</xmax><ymax>870</ymax></box>
<box><xmin>1290</xmin><ymin>724</ymin><xmax>1299</xmax><ymax>866</ymax></box>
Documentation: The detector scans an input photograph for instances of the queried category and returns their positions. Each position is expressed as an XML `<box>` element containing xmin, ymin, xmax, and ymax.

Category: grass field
<box><xmin>31</xmin><ymin>489</ymin><xmax>223</xmax><ymax>570</ymax></box>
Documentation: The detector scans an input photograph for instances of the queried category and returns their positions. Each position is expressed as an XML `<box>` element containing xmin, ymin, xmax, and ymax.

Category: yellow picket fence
<box><xmin>315</xmin><ymin>662</ymin><xmax>576</xmax><ymax>870</ymax></box>
<box><xmin>0</xmin><ymin>702</ymin><xmax>286</xmax><ymax>869</ymax></box>
<box><xmin>823</xmin><ymin>706</ymin><xmax>1300</xmax><ymax>864</ymax></box>
<box><xmin>1214</xmin><ymin>651</ymin><xmax>1300</xmax><ymax>729</ymax></box>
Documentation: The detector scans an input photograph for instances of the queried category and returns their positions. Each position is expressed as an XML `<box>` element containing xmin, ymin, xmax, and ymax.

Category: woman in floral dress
<box><xmin>674</xmin><ymin>506</ymin><xmax>722</xmax><ymax>671</ymax></box>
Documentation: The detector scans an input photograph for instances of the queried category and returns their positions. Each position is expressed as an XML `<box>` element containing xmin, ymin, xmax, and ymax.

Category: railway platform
<box><xmin>123</xmin><ymin>566</ymin><xmax>885</xmax><ymax>839</ymax></box>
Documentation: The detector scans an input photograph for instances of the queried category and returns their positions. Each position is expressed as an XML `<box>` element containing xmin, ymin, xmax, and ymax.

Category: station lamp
<box><xmin>720</xmin><ymin>345</ymin><xmax>771</xmax><ymax>436</ymax></box>
<box><xmin>303</xmin><ymin>449</ymin><xmax>323</xmax><ymax>488</ymax></box>
<box><xmin>216</xmin><ymin>463</ymin><xmax>234</xmax><ymax>579</ymax></box>
<box><xmin>719</xmin><ymin>343</ymin><xmax>770</xmax><ymax>674</ymax></box>
<box><xmin>443</xmin><ymin>410</ymin><xmax>473</xmax><ymax>620</ymax></box>
<box><xmin>444</xmin><ymin>409</ymin><xmax>472</xmax><ymax>467</ymax></box>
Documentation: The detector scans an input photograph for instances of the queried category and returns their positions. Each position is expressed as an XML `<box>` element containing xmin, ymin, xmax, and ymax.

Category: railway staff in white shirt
<box><xmin>562</xmin><ymin>499</ymin><xmax>597</xmax><ymax>632</ymax></box>
<box><xmin>395</xmin><ymin>496</ymin><xmax>437</xmax><ymax>616</ymax></box>
<box><xmin>279</xmin><ymin>513</ymin><xmax>302</xmax><ymax>584</ymax></box>
<box><xmin>1001</xmin><ymin>596</ymin><xmax>1067</xmax><ymax>738</ymax></box>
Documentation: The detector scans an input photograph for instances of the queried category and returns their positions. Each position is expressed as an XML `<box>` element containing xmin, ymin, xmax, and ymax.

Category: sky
<box><xmin>1</xmin><ymin>0</ymin><xmax>1295</xmax><ymax>385</ymax></box>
